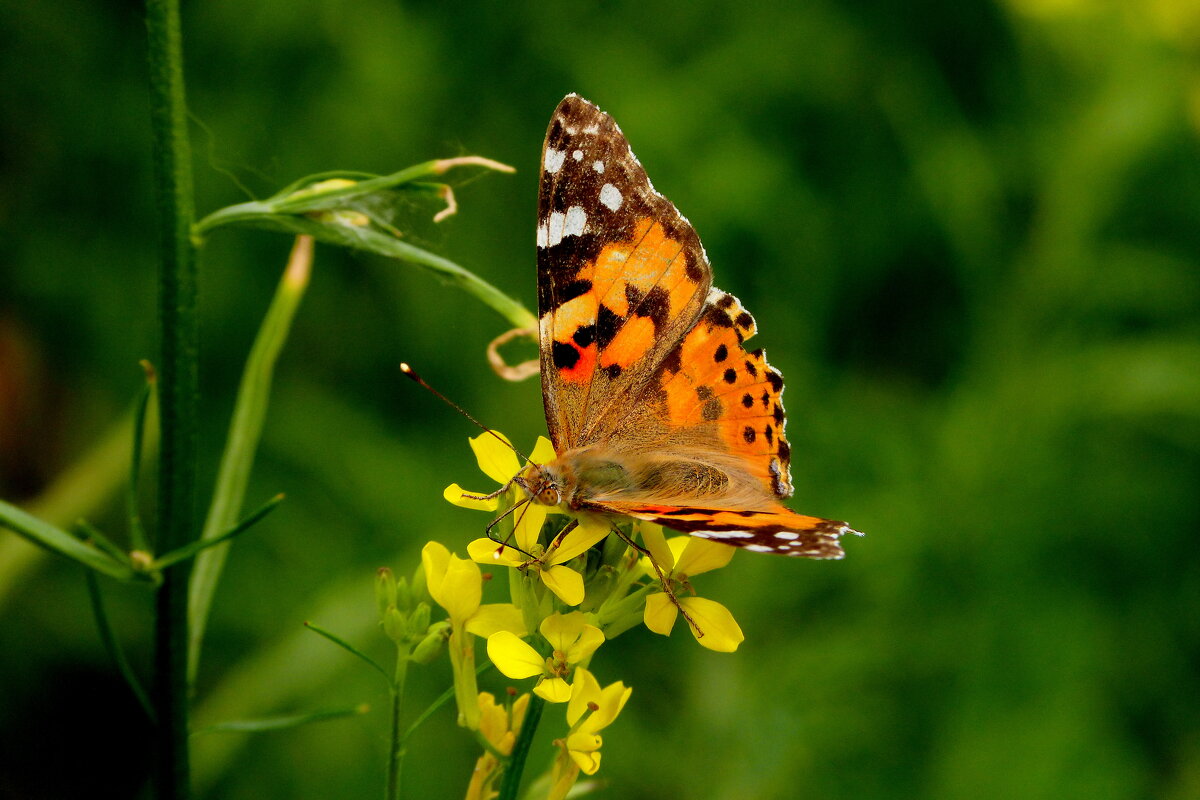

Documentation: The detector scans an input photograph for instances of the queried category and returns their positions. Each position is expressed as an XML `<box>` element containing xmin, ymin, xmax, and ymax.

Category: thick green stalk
<box><xmin>146</xmin><ymin>0</ymin><xmax>197</xmax><ymax>797</ymax></box>
<box><xmin>496</xmin><ymin>694</ymin><xmax>545</xmax><ymax>800</ymax></box>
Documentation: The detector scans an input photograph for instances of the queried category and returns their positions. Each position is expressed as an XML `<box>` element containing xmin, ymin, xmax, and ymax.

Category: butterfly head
<box><xmin>519</xmin><ymin>462</ymin><xmax>563</xmax><ymax>508</ymax></box>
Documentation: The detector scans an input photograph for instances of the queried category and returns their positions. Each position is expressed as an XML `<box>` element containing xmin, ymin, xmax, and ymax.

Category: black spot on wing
<box><xmin>714</xmin><ymin>344</ymin><xmax>728</xmax><ymax>362</ymax></box>
<box><xmin>741</xmin><ymin>393</ymin><xmax>754</xmax><ymax>408</ymax></box>
<box><xmin>552</xmin><ymin>341</ymin><xmax>580</xmax><ymax>369</ymax></box>
<box><xmin>595</xmin><ymin>305</ymin><xmax>622</xmax><ymax>348</ymax></box>
<box><xmin>573</xmin><ymin>325</ymin><xmax>596</xmax><ymax>348</ymax></box>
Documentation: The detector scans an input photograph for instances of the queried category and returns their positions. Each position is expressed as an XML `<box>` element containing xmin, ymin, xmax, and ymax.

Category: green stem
<box><xmin>496</xmin><ymin>693</ymin><xmax>545</xmax><ymax>800</ymax></box>
<box><xmin>146</xmin><ymin>0</ymin><xmax>197</xmax><ymax>796</ymax></box>
<box><xmin>386</xmin><ymin>656</ymin><xmax>410</xmax><ymax>800</ymax></box>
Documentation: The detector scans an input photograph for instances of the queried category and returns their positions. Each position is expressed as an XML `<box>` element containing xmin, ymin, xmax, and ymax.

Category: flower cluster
<box><xmin>420</xmin><ymin>432</ymin><xmax>745</xmax><ymax>798</ymax></box>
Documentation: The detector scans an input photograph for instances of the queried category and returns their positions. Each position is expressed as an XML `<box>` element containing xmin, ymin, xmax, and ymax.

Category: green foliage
<box><xmin>0</xmin><ymin>1</ymin><xmax>1197</xmax><ymax>798</ymax></box>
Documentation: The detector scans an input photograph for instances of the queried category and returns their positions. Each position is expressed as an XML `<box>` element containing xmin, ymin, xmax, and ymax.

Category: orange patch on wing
<box><xmin>558</xmin><ymin>342</ymin><xmax>597</xmax><ymax>384</ymax></box>
<box><xmin>552</xmin><ymin>291</ymin><xmax>599</xmax><ymax>343</ymax></box>
<box><xmin>600</xmin><ymin>315</ymin><xmax>655</xmax><ymax>369</ymax></box>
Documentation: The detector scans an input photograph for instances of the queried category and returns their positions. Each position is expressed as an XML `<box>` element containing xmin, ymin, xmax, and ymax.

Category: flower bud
<box><xmin>408</xmin><ymin>602</ymin><xmax>431</xmax><ymax>639</ymax></box>
<box><xmin>376</xmin><ymin>568</ymin><xmax>397</xmax><ymax>620</ymax></box>
<box><xmin>410</xmin><ymin>620</ymin><xmax>451</xmax><ymax>664</ymax></box>
<box><xmin>382</xmin><ymin>606</ymin><xmax>406</xmax><ymax>642</ymax></box>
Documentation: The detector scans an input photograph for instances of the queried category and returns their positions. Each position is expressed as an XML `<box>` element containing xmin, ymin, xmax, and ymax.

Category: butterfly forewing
<box><xmin>537</xmin><ymin>95</ymin><xmax>712</xmax><ymax>452</ymax></box>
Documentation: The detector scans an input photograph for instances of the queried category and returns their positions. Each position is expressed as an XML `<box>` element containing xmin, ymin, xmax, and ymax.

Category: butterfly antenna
<box><xmin>400</xmin><ymin>363</ymin><xmax>532</xmax><ymax>463</ymax></box>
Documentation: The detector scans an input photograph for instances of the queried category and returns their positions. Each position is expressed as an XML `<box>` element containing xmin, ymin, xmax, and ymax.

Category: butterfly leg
<box><xmin>482</xmin><ymin>497</ymin><xmax>536</xmax><ymax>559</ymax></box>
<box><xmin>608</xmin><ymin>524</ymin><xmax>704</xmax><ymax>639</ymax></box>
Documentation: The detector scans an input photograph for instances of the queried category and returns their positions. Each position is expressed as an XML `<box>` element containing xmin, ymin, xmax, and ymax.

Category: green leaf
<box><xmin>192</xmin><ymin>159</ymin><xmax>536</xmax><ymax>330</ymax></box>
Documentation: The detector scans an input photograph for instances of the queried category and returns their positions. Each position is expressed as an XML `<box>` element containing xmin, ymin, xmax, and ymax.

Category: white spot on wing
<box><xmin>546</xmin><ymin>212</ymin><xmax>565</xmax><ymax>246</ymax></box>
<box><xmin>593</xmin><ymin>160</ymin><xmax>605</xmax><ymax>173</ymax></box>
<box><xmin>563</xmin><ymin>206</ymin><xmax>587</xmax><ymax>237</ymax></box>
<box><xmin>774</xmin><ymin>532</ymin><xmax>799</xmax><ymax>540</ymax></box>
<box><xmin>541</xmin><ymin>207</ymin><xmax>587</xmax><ymax>248</ymax></box>
<box><xmin>745</xmin><ymin>544</ymin><xmax>775</xmax><ymax>553</ymax></box>
<box><xmin>544</xmin><ymin>148</ymin><xmax>566</xmax><ymax>174</ymax></box>
<box><xmin>584</xmin><ymin>124</ymin><xmax>600</xmax><ymax>134</ymax></box>
<box><xmin>599</xmin><ymin>183</ymin><xmax>623</xmax><ymax>210</ymax></box>
<box><xmin>572</xmin><ymin>149</ymin><xmax>583</xmax><ymax>161</ymax></box>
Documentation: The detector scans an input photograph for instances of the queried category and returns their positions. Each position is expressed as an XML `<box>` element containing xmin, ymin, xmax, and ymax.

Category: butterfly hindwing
<box><xmin>598</xmin><ymin>500</ymin><xmax>849</xmax><ymax>558</ymax></box>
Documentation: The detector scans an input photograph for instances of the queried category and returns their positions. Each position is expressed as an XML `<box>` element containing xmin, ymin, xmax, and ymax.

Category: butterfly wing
<box><xmin>536</xmin><ymin>95</ymin><xmax>859</xmax><ymax>556</ymax></box>
<box><xmin>600</xmin><ymin>500</ymin><xmax>853</xmax><ymax>558</ymax></box>
<box><xmin>537</xmin><ymin>94</ymin><xmax>712</xmax><ymax>452</ymax></box>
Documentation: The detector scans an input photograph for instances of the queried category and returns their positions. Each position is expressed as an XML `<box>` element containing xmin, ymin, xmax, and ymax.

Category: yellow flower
<box><xmin>639</xmin><ymin>525</ymin><xmax>745</xmax><ymax>652</ymax></box>
<box><xmin>464</xmin><ymin>691</ymin><xmax>529</xmax><ymax>800</ymax></box>
<box><xmin>467</xmin><ymin>515</ymin><xmax>609</xmax><ymax>607</ymax></box>
<box><xmin>448</xmin><ymin>430</ymin><xmax>610</xmax><ymax>606</ymax></box>
<box><xmin>485</xmin><ymin>612</ymin><xmax>604</xmax><ymax>702</ymax></box>
<box><xmin>547</xmin><ymin>667</ymin><xmax>632</xmax><ymax>799</ymax></box>
<box><xmin>421</xmin><ymin>541</ymin><xmax>525</xmax><ymax>728</ymax></box>
<box><xmin>444</xmin><ymin>431</ymin><xmax>555</xmax><ymax>513</ymax></box>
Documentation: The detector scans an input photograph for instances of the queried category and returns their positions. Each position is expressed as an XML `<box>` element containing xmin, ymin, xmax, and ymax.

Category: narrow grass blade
<box><xmin>304</xmin><ymin>621</ymin><xmax>392</xmax><ymax>686</ymax></box>
<box><xmin>0</xmin><ymin>499</ymin><xmax>136</xmax><ymax>582</ymax></box>
<box><xmin>127</xmin><ymin>361</ymin><xmax>158</xmax><ymax>552</ymax></box>
<box><xmin>188</xmin><ymin>236</ymin><xmax>312</xmax><ymax>683</ymax></box>
<box><xmin>192</xmin><ymin>704</ymin><xmax>368</xmax><ymax>735</ymax></box>
<box><xmin>156</xmin><ymin>494</ymin><xmax>283</xmax><ymax>570</ymax></box>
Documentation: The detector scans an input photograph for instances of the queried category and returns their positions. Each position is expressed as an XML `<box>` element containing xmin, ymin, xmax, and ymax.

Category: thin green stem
<box><xmin>496</xmin><ymin>693</ymin><xmax>545</xmax><ymax>800</ymax></box>
<box><xmin>146</xmin><ymin>0</ymin><xmax>198</xmax><ymax>796</ymax></box>
<box><xmin>386</xmin><ymin>655</ymin><xmax>410</xmax><ymax>800</ymax></box>
<box><xmin>85</xmin><ymin>570</ymin><xmax>155</xmax><ymax>721</ymax></box>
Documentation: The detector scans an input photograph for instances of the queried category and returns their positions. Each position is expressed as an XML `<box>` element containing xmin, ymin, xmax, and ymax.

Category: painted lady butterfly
<box><xmin>523</xmin><ymin>94</ymin><xmax>859</xmax><ymax>558</ymax></box>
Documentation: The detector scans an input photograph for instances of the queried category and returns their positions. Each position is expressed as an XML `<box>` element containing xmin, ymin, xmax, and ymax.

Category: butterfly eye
<box><xmin>537</xmin><ymin>485</ymin><xmax>561</xmax><ymax>506</ymax></box>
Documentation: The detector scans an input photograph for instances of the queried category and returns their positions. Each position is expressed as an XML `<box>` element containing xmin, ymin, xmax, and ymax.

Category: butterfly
<box><xmin>514</xmin><ymin>94</ymin><xmax>861</xmax><ymax>559</ymax></box>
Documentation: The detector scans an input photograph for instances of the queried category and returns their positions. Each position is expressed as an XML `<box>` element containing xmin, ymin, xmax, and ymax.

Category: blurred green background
<box><xmin>2</xmin><ymin>0</ymin><xmax>1198</xmax><ymax>798</ymax></box>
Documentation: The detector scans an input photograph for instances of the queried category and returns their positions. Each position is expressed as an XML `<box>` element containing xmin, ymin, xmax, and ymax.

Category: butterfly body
<box><xmin>530</xmin><ymin>94</ymin><xmax>859</xmax><ymax>558</ymax></box>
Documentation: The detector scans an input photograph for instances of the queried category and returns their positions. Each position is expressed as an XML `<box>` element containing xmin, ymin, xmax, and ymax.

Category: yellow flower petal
<box><xmin>421</xmin><ymin>541</ymin><xmax>450</xmax><ymax>587</ymax></box>
<box><xmin>680</xmin><ymin>596</ymin><xmax>744</xmax><ymax>652</ymax></box>
<box><xmin>512</xmin><ymin>499</ymin><xmax>549</xmax><ymax>551</ymax></box>
<box><xmin>435</xmin><ymin>554</ymin><xmax>482</xmax><ymax>622</ymax></box>
<box><xmin>470</xmin><ymin>432</ymin><xmax>520</xmax><ymax>485</ymax></box>
<box><xmin>643</xmin><ymin>592</ymin><xmax>679</xmax><ymax>636</ymax></box>
<box><xmin>443</xmin><ymin>483</ymin><xmax>499</xmax><ymax>511</ymax></box>
<box><xmin>564</xmin><ymin>623</ymin><xmax>604</xmax><ymax>663</ymax></box>
<box><xmin>529</xmin><ymin>435</ymin><xmax>557</xmax><ymax>465</ymax></box>
<box><xmin>465</xmin><ymin>603</ymin><xmax>528</xmax><ymax>638</ymax></box>
<box><xmin>466</xmin><ymin>537</ymin><xmax>524</xmax><ymax>567</ymax></box>
<box><xmin>581</xmin><ymin>682</ymin><xmax>632</xmax><ymax>733</ymax></box>
<box><xmin>539</xmin><ymin>612</ymin><xmax>586</xmax><ymax>651</ymax></box>
<box><xmin>674</xmin><ymin>537</ymin><xmax>736</xmax><ymax>576</ymax></box>
<box><xmin>566</xmin><ymin>667</ymin><xmax>601</xmax><ymax>726</ymax></box>
<box><xmin>547</xmin><ymin>517</ymin><xmax>610</xmax><ymax>564</ymax></box>
<box><xmin>486</xmin><ymin>631</ymin><xmax>544</xmax><ymax>679</ymax></box>
<box><xmin>540</xmin><ymin>565</ymin><xmax>585</xmax><ymax>606</ymax></box>
<box><xmin>534</xmin><ymin>676</ymin><xmax>573</xmax><ymax>703</ymax></box>
<box><xmin>639</xmin><ymin>523</ymin><xmax>674</xmax><ymax>571</ymax></box>
<box><xmin>567</xmin><ymin>741</ymin><xmax>603</xmax><ymax>775</ymax></box>
<box><xmin>477</xmin><ymin>692</ymin><xmax>507</xmax><ymax>748</ymax></box>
